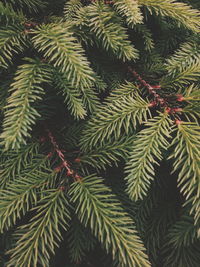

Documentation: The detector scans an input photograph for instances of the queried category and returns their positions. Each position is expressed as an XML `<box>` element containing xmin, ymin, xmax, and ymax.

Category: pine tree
<box><xmin>0</xmin><ymin>0</ymin><xmax>200</xmax><ymax>266</ymax></box>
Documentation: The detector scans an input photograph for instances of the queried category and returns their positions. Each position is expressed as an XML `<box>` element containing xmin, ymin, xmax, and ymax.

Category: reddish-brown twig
<box><xmin>127</xmin><ymin>67</ymin><xmax>167</xmax><ymax>107</ymax></box>
<box><xmin>127</xmin><ymin>67</ymin><xmax>186</xmax><ymax>120</ymax></box>
<box><xmin>46</xmin><ymin>129</ymin><xmax>82</xmax><ymax>182</ymax></box>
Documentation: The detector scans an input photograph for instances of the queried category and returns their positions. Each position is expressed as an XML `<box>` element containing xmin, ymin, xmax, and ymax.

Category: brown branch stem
<box><xmin>46</xmin><ymin>128</ymin><xmax>82</xmax><ymax>182</ymax></box>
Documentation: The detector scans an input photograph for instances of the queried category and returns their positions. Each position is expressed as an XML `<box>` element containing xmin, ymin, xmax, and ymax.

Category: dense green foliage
<box><xmin>0</xmin><ymin>0</ymin><xmax>199</xmax><ymax>266</ymax></box>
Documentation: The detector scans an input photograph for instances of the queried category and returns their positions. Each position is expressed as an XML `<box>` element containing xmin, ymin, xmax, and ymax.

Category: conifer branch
<box><xmin>133</xmin><ymin>24</ymin><xmax>155</xmax><ymax>51</ymax></box>
<box><xmin>163</xmin><ymin>241</ymin><xmax>200</xmax><ymax>267</ymax></box>
<box><xmin>81</xmin><ymin>87</ymin><xmax>100</xmax><ymax>113</ymax></box>
<box><xmin>63</xmin><ymin>122</ymin><xmax>85</xmax><ymax>150</ymax></box>
<box><xmin>125</xmin><ymin>112</ymin><xmax>173</xmax><ymax>201</ymax></box>
<box><xmin>163</xmin><ymin>213</ymin><xmax>200</xmax><ymax>267</ymax></box>
<box><xmin>53</xmin><ymin>66</ymin><xmax>100</xmax><ymax>115</ymax></box>
<box><xmin>162</xmin><ymin>60</ymin><xmax>200</xmax><ymax>87</ymax></box>
<box><xmin>70</xmin><ymin>4</ymin><xmax>90</xmax><ymax>28</ymax></box>
<box><xmin>0</xmin><ymin>2</ymin><xmax>26</xmax><ymax>24</ymax></box>
<box><xmin>70</xmin><ymin>175</ymin><xmax>151</xmax><ymax>267</ymax></box>
<box><xmin>7</xmin><ymin>190</ymin><xmax>70</xmax><ymax>267</ymax></box>
<box><xmin>64</xmin><ymin>0</ymin><xmax>83</xmax><ymax>21</ymax></box>
<box><xmin>0</xmin><ymin>25</ymin><xmax>28</xmax><ymax>69</ymax></box>
<box><xmin>0</xmin><ymin>158</ymin><xmax>53</xmax><ymax>233</ymax></box>
<box><xmin>183</xmin><ymin>104</ymin><xmax>200</xmax><ymax>123</ymax></box>
<box><xmin>87</xmin><ymin>2</ymin><xmax>139</xmax><ymax>61</ymax></box>
<box><xmin>79</xmin><ymin>135</ymin><xmax>135</xmax><ymax>170</ymax></box>
<box><xmin>0</xmin><ymin>142</ymin><xmax>39</xmax><ymax>187</ymax></box>
<box><xmin>169</xmin><ymin>122</ymin><xmax>200</xmax><ymax>224</ymax></box>
<box><xmin>32</xmin><ymin>23</ymin><xmax>95</xmax><ymax>88</ymax></box>
<box><xmin>105</xmin><ymin>81</ymin><xmax>139</xmax><ymax>102</ymax></box>
<box><xmin>63</xmin><ymin>87</ymin><xmax>87</xmax><ymax>119</ymax></box>
<box><xmin>80</xmin><ymin>94</ymin><xmax>150</xmax><ymax>151</ymax></box>
<box><xmin>0</xmin><ymin>0</ymin><xmax>199</xmax><ymax>265</ymax></box>
<box><xmin>165</xmin><ymin>42</ymin><xmax>200</xmax><ymax>75</ymax></box>
<box><xmin>0</xmin><ymin>59</ymin><xmax>52</xmax><ymax>150</ymax></box>
<box><xmin>113</xmin><ymin>0</ymin><xmax>143</xmax><ymax>27</ymax></box>
<box><xmin>54</xmin><ymin>71</ymin><xmax>87</xmax><ymax>119</ymax></box>
<box><xmin>177</xmin><ymin>85</ymin><xmax>200</xmax><ymax>123</ymax></box>
<box><xmin>67</xmin><ymin>216</ymin><xmax>96</xmax><ymax>263</ymax></box>
<box><xmin>181</xmin><ymin>84</ymin><xmax>200</xmax><ymax>118</ymax></box>
<box><xmin>138</xmin><ymin>0</ymin><xmax>200</xmax><ymax>33</ymax></box>
<box><xmin>166</xmin><ymin>213</ymin><xmax>199</xmax><ymax>249</ymax></box>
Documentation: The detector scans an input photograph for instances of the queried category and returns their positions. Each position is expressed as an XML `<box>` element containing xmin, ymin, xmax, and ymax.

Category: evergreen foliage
<box><xmin>125</xmin><ymin>112</ymin><xmax>173</xmax><ymax>201</ymax></box>
<box><xmin>0</xmin><ymin>25</ymin><xmax>27</xmax><ymax>69</ymax></box>
<box><xmin>0</xmin><ymin>0</ymin><xmax>199</xmax><ymax>266</ymax></box>
<box><xmin>113</xmin><ymin>0</ymin><xmax>143</xmax><ymax>27</ymax></box>
<box><xmin>0</xmin><ymin>59</ymin><xmax>52</xmax><ymax>150</ymax></box>
<box><xmin>70</xmin><ymin>175</ymin><xmax>151</xmax><ymax>267</ymax></box>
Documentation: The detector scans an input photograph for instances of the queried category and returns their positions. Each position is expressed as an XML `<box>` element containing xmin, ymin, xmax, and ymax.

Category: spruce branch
<box><xmin>81</xmin><ymin>87</ymin><xmax>100</xmax><ymax>113</ymax></box>
<box><xmin>138</xmin><ymin>0</ymin><xmax>200</xmax><ymax>33</ymax></box>
<box><xmin>0</xmin><ymin>25</ymin><xmax>28</xmax><ymax>69</ymax></box>
<box><xmin>113</xmin><ymin>0</ymin><xmax>143</xmax><ymax>27</ymax></box>
<box><xmin>0</xmin><ymin>157</ymin><xmax>53</xmax><ymax>233</ymax></box>
<box><xmin>161</xmin><ymin>60</ymin><xmax>200</xmax><ymax>87</ymax></box>
<box><xmin>0</xmin><ymin>2</ymin><xmax>26</xmax><ymax>24</ymax></box>
<box><xmin>163</xmin><ymin>241</ymin><xmax>200</xmax><ymax>267</ymax></box>
<box><xmin>105</xmin><ymin>81</ymin><xmax>139</xmax><ymax>102</ymax></box>
<box><xmin>0</xmin><ymin>58</ymin><xmax>52</xmax><ymax>150</ymax></box>
<box><xmin>125</xmin><ymin>112</ymin><xmax>173</xmax><ymax>201</ymax></box>
<box><xmin>169</xmin><ymin>122</ymin><xmax>200</xmax><ymax>225</ymax></box>
<box><xmin>32</xmin><ymin>23</ymin><xmax>95</xmax><ymax>88</ymax></box>
<box><xmin>0</xmin><ymin>0</ymin><xmax>199</xmax><ymax>265</ymax></box>
<box><xmin>7</xmin><ymin>189</ymin><xmax>70</xmax><ymax>267</ymax></box>
<box><xmin>163</xmin><ymin>213</ymin><xmax>200</xmax><ymax>267</ymax></box>
<box><xmin>69</xmin><ymin>4</ymin><xmax>90</xmax><ymax>28</ymax></box>
<box><xmin>133</xmin><ymin>24</ymin><xmax>155</xmax><ymax>51</ymax></box>
<box><xmin>183</xmin><ymin>105</ymin><xmax>200</xmax><ymax>125</ymax></box>
<box><xmin>80</xmin><ymin>94</ymin><xmax>150</xmax><ymax>151</ymax></box>
<box><xmin>87</xmin><ymin>2</ymin><xmax>139</xmax><ymax>61</ymax></box>
<box><xmin>67</xmin><ymin>216</ymin><xmax>96</xmax><ymax>263</ymax></box>
<box><xmin>53</xmin><ymin>70</ymin><xmax>87</xmax><ymax>119</ymax></box>
<box><xmin>64</xmin><ymin>0</ymin><xmax>83</xmax><ymax>21</ymax></box>
<box><xmin>79</xmin><ymin>135</ymin><xmax>135</xmax><ymax>170</ymax></box>
<box><xmin>70</xmin><ymin>175</ymin><xmax>151</xmax><ymax>267</ymax></box>
<box><xmin>166</xmin><ymin>213</ymin><xmax>199</xmax><ymax>249</ymax></box>
<box><xmin>62</xmin><ymin>86</ymin><xmax>87</xmax><ymax>119</ymax></box>
<box><xmin>0</xmin><ymin>142</ymin><xmax>39</xmax><ymax>187</ymax></box>
<box><xmin>181</xmin><ymin>84</ymin><xmax>200</xmax><ymax>122</ymax></box>
<box><xmin>165</xmin><ymin>42</ymin><xmax>200</xmax><ymax>75</ymax></box>
<box><xmin>63</xmin><ymin>122</ymin><xmax>85</xmax><ymax>150</ymax></box>
<box><xmin>53</xmin><ymin>66</ymin><xmax>100</xmax><ymax>115</ymax></box>
<box><xmin>170</xmin><ymin>87</ymin><xmax>200</xmax><ymax>123</ymax></box>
